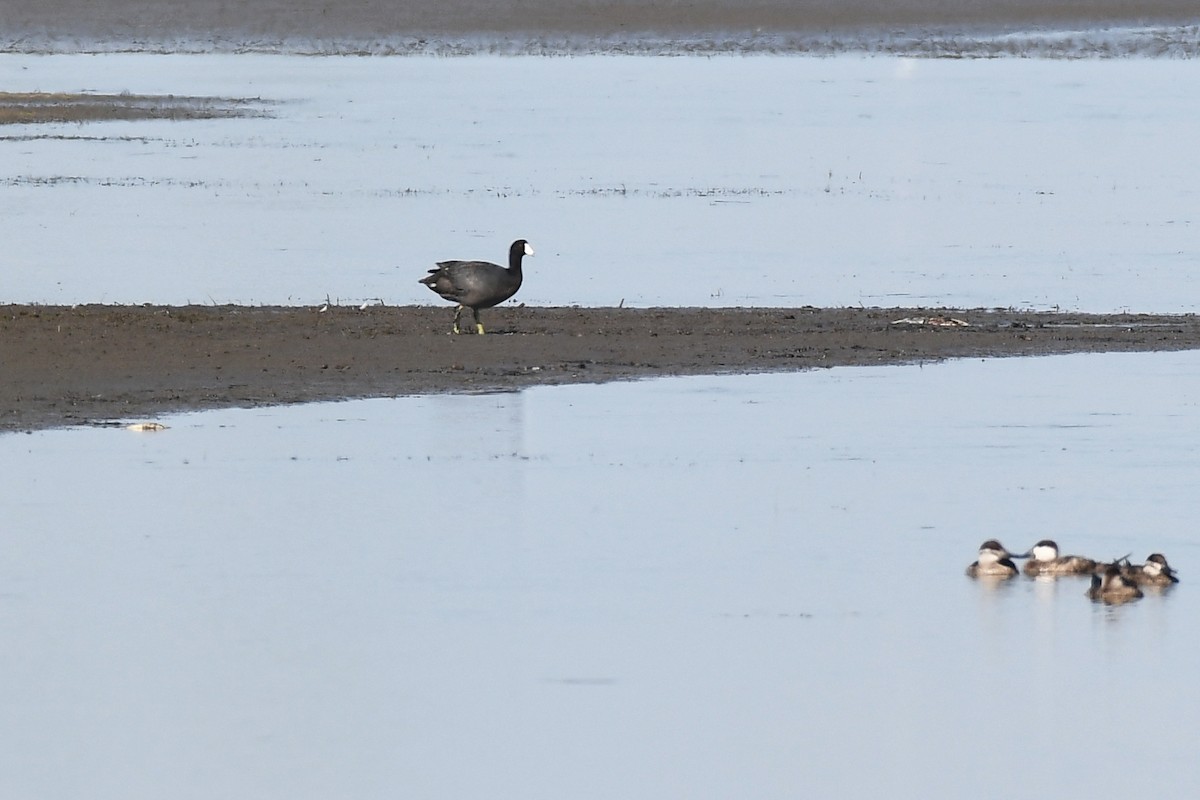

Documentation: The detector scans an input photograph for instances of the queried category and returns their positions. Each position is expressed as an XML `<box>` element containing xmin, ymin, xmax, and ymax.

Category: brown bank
<box><xmin>4</xmin><ymin>304</ymin><xmax>1200</xmax><ymax>432</ymax></box>
<box><xmin>4</xmin><ymin>0</ymin><xmax>1197</xmax><ymax>45</ymax></box>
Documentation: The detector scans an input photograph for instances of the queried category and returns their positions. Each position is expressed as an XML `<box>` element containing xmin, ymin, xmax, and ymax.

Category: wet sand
<box><xmin>4</xmin><ymin>304</ymin><xmax>1199</xmax><ymax>432</ymax></box>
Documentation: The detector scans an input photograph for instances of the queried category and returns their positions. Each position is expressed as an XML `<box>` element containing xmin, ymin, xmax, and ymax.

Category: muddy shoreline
<box><xmin>4</xmin><ymin>0</ymin><xmax>1197</xmax><ymax>40</ymax></box>
<box><xmin>3</xmin><ymin>0</ymin><xmax>1198</xmax><ymax>56</ymax></box>
<box><xmin>4</xmin><ymin>304</ymin><xmax>1199</xmax><ymax>432</ymax></box>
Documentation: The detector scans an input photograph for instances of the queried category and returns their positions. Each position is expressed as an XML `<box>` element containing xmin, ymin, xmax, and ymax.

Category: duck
<box><xmin>419</xmin><ymin>238</ymin><xmax>534</xmax><ymax>334</ymax></box>
<box><xmin>1121</xmin><ymin>553</ymin><xmax>1179</xmax><ymax>587</ymax></box>
<box><xmin>1086</xmin><ymin>563</ymin><xmax>1144</xmax><ymax>604</ymax></box>
<box><xmin>966</xmin><ymin>539</ymin><xmax>1022</xmax><ymax>578</ymax></box>
<box><xmin>1022</xmin><ymin>539</ymin><xmax>1098</xmax><ymax>577</ymax></box>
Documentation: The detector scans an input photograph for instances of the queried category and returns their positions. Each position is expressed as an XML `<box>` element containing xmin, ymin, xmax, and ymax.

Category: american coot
<box><xmin>419</xmin><ymin>239</ymin><xmax>535</xmax><ymax>334</ymax></box>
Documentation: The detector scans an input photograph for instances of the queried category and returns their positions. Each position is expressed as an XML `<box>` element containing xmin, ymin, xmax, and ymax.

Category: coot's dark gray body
<box><xmin>420</xmin><ymin>239</ymin><xmax>534</xmax><ymax>334</ymax></box>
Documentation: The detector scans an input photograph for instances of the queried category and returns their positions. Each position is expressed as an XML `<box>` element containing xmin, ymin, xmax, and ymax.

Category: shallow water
<box><xmin>3</xmin><ymin>350</ymin><xmax>1199</xmax><ymax>797</ymax></box>
<box><xmin>3</xmin><ymin>53</ymin><xmax>1198</xmax><ymax>311</ymax></box>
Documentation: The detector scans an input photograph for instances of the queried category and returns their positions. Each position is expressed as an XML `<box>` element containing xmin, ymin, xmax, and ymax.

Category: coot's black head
<box><xmin>510</xmin><ymin>239</ymin><xmax>535</xmax><ymax>260</ymax></box>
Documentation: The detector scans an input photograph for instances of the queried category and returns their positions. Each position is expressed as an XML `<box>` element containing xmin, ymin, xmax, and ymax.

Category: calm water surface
<box><xmin>3</xmin><ymin>350</ymin><xmax>1199</xmax><ymax>797</ymax></box>
<box><xmin>2</xmin><ymin>54</ymin><xmax>1198</xmax><ymax>311</ymax></box>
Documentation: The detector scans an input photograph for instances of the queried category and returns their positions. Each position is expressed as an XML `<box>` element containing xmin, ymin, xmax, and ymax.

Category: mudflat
<box><xmin>5</xmin><ymin>8</ymin><xmax>1199</xmax><ymax>432</ymax></box>
<box><xmin>3</xmin><ymin>0</ymin><xmax>1197</xmax><ymax>51</ymax></box>
<box><xmin>4</xmin><ymin>304</ymin><xmax>1199</xmax><ymax>432</ymax></box>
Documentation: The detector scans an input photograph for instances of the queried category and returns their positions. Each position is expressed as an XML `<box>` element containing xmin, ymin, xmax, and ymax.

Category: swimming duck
<box><xmin>966</xmin><ymin>539</ymin><xmax>1022</xmax><ymax>578</ymax></box>
<box><xmin>1086</xmin><ymin>563</ymin><xmax>1144</xmax><ymax>603</ymax></box>
<box><xmin>1022</xmin><ymin>539</ymin><xmax>1098</xmax><ymax>577</ymax></box>
<box><xmin>1121</xmin><ymin>553</ymin><xmax>1179</xmax><ymax>587</ymax></box>
<box><xmin>419</xmin><ymin>238</ymin><xmax>534</xmax><ymax>334</ymax></box>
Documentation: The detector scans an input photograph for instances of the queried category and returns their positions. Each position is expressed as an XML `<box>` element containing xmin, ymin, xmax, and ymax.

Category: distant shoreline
<box><xmin>2</xmin><ymin>0</ymin><xmax>1198</xmax><ymax>56</ymax></box>
<box><xmin>4</xmin><ymin>27</ymin><xmax>1198</xmax><ymax>57</ymax></box>
<box><xmin>5</xmin><ymin>304</ymin><xmax>1200</xmax><ymax>433</ymax></box>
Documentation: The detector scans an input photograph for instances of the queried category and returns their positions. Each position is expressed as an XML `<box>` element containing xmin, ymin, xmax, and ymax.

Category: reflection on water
<box><xmin>2</xmin><ymin>350</ymin><xmax>1199</xmax><ymax>796</ymax></box>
